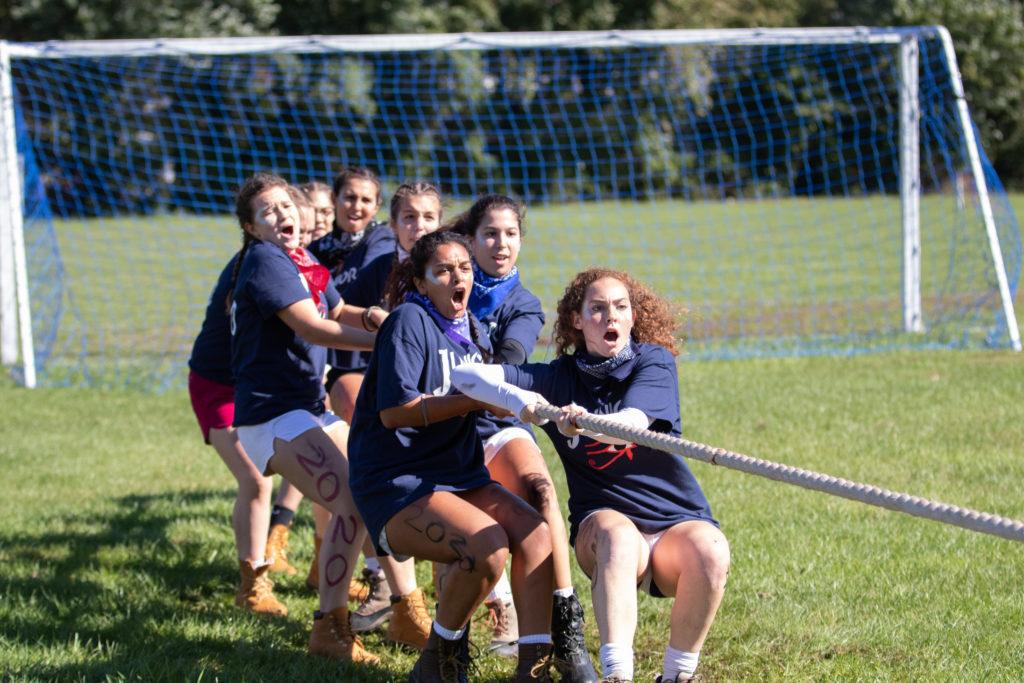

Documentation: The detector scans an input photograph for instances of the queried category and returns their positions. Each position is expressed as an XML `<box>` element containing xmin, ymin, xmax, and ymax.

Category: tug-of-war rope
<box><xmin>533</xmin><ymin>404</ymin><xmax>1024</xmax><ymax>544</ymax></box>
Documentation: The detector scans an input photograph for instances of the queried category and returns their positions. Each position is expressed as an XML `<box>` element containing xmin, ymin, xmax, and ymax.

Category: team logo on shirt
<box><xmin>583</xmin><ymin>439</ymin><xmax>637</xmax><ymax>470</ymax></box>
<box><xmin>431</xmin><ymin>348</ymin><xmax>484</xmax><ymax>395</ymax></box>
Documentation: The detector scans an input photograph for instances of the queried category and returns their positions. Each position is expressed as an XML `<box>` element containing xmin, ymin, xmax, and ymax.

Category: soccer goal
<box><xmin>0</xmin><ymin>27</ymin><xmax>1020</xmax><ymax>389</ymax></box>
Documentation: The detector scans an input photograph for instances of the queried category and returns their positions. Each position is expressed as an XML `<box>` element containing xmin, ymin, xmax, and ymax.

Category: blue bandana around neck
<box><xmin>574</xmin><ymin>341</ymin><xmax>638</xmax><ymax>379</ymax></box>
<box><xmin>406</xmin><ymin>291</ymin><xmax>477</xmax><ymax>351</ymax></box>
<box><xmin>469</xmin><ymin>264</ymin><xmax>520</xmax><ymax>320</ymax></box>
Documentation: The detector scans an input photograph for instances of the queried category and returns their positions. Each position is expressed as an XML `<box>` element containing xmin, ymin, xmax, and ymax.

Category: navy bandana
<box><xmin>574</xmin><ymin>341</ymin><xmax>638</xmax><ymax>380</ymax></box>
<box><xmin>469</xmin><ymin>264</ymin><xmax>520</xmax><ymax>320</ymax></box>
<box><xmin>406</xmin><ymin>291</ymin><xmax>477</xmax><ymax>351</ymax></box>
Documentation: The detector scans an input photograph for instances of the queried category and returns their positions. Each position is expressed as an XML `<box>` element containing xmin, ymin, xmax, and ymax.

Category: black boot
<box><xmin>409</xmin><ymin>628</ymin><xmax>471</xmax><ymax>683</ymax></box>
<box><xmin>551</xmin><ymin>593</ymin><xmax>599</xmax><ymax>683</ymax></box>
<box><xmin>516</xmin><ymin>642</ymin><xmax>555</xmax><ymax>681</ymax></box>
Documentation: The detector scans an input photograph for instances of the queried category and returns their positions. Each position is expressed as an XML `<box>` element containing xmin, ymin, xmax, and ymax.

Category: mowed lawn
<box><xmin>2</xmin><ymin>349</ymin><xmax>1023</xmax><ymax>681</ymax></box>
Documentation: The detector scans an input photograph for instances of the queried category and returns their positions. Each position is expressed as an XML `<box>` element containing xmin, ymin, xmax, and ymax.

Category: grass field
<box><xmin>2</xmin><ymin>349</ymin><xmax>1023</xmax><ymax>681</ymax></box>
<box><xmin>22</xmin><ymin>191</ymin><xmax>1023</xmax><ymax>387</ymax></box>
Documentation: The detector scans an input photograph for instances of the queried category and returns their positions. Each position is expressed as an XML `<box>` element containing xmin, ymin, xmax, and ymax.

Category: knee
<box><xmin>697</xmin><ymin>537</ymin><xmax>731</xmax><ymax>593</ymax></box>
<box><xmin>468</xmin><ymin>526</ymin><xmax>510</xmax><ymax>583</ymax></box>
<box><xmin>595</xmin><ymin>525</ymin><xmax>638</xmax><ymax>569</ymax></box>
<box><xmin>238</xmin><ymin>474</ymin><xmax>273</xmax><ymax>501</ymax></box>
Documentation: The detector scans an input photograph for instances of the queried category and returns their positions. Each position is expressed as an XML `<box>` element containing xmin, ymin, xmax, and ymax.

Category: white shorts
<box><xmin>578</xmin><ymin>508</ymin><xmax>668</xmax><ymax>597</ymax></box>
<box><xmin>237</xmin><ymin>409</ymin><xmax>345</xmax><ymax>475</ymax></box>
<box><xmin>482</xmin><ymin>426</ymin><xmax>535</xmax><ymax>466</ymax></box>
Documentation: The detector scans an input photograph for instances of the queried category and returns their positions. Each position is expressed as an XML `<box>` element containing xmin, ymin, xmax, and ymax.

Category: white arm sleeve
<box><xmin>451</xmin><ymin>363</ymin><xmax>548</xmax><ymax>424</ymax></box>
<box><xmin>578</xmin><ymin>407</ymin><xmax>653</xmax><ymax>445</ymax></box>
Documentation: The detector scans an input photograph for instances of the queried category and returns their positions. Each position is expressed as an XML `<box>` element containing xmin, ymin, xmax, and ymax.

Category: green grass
<box><xmin>2</xmin><ymin>349</ymin><xmax>1023</xmax><ymax>681</ymax></box>
<box><xmin>25</xmin><ymin>191</ymin><xmax>1022</xmax><ymax>387</ymax></box>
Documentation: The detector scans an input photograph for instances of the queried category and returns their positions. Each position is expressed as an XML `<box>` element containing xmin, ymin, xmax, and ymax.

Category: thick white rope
<box><xmin>533</xmin><ymin>404</ymin><xmax>1024</xmax><ymax>543</ymax></box>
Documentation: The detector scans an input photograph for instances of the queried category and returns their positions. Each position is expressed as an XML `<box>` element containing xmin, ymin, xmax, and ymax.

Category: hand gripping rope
<box><xmin>532</xmin><ymin>404</ymin><xmax>1024</xmax><ymax>544</ymax></box>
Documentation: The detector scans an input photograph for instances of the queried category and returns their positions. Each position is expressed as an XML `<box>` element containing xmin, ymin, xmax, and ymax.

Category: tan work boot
<box><xmin>235</xmin><ymin>559</ymin><xmax>288</xmax><ymax>617</ymax></box>
<box><xmin>305</xmin><ymin>534</ymin><xmax>322</xmax><ymax>590</ymax></box>
<box><xmin>266</xmin><ymin>523</ymin><xmax>298</xmax><ymax>576</ymax></box>
<box><xmin>386</xmin><ymin>587</ymin><xmax>432</xmax><ymax>650</ymax></box>
<box><xmin>308</xmin><ymin>606</ymin><xmax>380</xmax><ymax>664</ymax></box>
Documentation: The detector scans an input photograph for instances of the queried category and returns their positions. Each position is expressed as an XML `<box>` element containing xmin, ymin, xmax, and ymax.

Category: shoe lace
<box><xmin>553</xmin><ymin>598</ymin><xmax>586</xmax><ymax>655</ymax></box>
<box><xmin>410</xmin><ymin>593</ymin><xmax>433</xmax><ymax>629</ymax></box>
<box><xmin>484</xmin><ymin>600</ymin><xmax>512</xmax><ymax>639</ymax></box>
<box><xmin>528</xmin><ymin>653</ymin><xmax>554</xmax><ymax>681</ymax></box>
<box><xmin>252</xmin><ymin>571</ymin><xmax>276</xmax><ymax>601</ymax></box>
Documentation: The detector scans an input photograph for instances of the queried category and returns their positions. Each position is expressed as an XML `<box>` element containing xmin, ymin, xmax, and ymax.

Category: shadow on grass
<box><xmin>0</xmin><ymin>488</ymin><xmax>399</xmax><ymax>681</ymax></box>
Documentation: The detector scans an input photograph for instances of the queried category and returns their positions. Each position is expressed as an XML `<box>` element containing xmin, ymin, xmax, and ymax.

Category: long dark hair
<box><xmin>446</xmin><ymin>194</ymin><xmax>525</xmax><ymax>238</ymax></box>
<box><xmin>331</xmin><ymin>166</ymin><xmax>382</xmax><ymax>206</ymax></box>
<box><xmin>225</xmin><ymin>172</ymin><xmax>289</xmax><ymax>313</ymax></box>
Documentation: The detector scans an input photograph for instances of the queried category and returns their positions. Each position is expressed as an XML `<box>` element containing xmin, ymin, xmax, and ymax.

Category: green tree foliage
<box><xmin>2</xmin><ymin>0</ymin><xmax>279</xmax><ymax>40</ymax></box>
<box><xmin>3</xmin><ymin>0</ymin><xmax>1024</xmax><ymax>185</ymax></box>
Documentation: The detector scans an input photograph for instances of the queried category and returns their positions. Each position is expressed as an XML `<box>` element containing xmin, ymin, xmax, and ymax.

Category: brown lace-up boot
<box><xmin>408</xmin><ymin>628</ymin><xmax>470</xmax><ymax>683</ymax></box>
<box><xmin>235</xmin><ymin>560</ymin><xmax>288</xmax><ymax>617</ymax></box>
<box><xmin>265</xmin><ymin>523</ymin><xmax>298</xmax><ymax>576</ymax></box>
<box><xmin>516</xmin><ymin>642</ymin><xmax>555</xmax><ymax>682</ymax></box>
<box><xmin>386</xmin><ymin>587</ymin><xmax>433</xmax><ymax>650</ymax></box>
<box><xmin>308</xmin><ymin>606</ymin><xmax>380</xmax><ymax>664</ymax></box>
<box><xmin>305</xmin><ymin>534</ymin><xmax>322</xmax><ymax>590</ymax></box>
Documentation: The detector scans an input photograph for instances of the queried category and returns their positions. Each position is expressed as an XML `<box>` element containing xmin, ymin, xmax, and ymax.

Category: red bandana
<box><xmin>289</xmin><ymin>247</ymin><xmax>331</xmax><ymax>313</ymax></box>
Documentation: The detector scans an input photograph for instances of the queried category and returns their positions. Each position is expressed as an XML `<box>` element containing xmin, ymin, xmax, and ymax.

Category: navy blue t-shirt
<box><xmin>348</xmin><ymin>303</ymin><xmax>494</xmax><ymax>552</ymax></box>
<box><xmin>330</xmin><ymin>250</ymin><xmax>395</xmax><ymax>374</ymax></box>
<box><xmin>308</xmin><ymin>222</ymin><xmax>388</xmax><ymax>278</ymax></box>
<box><xmin>475</xmin><ymin>282</ymin><xmax>545</xmax><ymax>442</ymax></box>
<box><xmin>503</xmin><ymin>342</ymin><xmax>717</xmax><ymax>545</ymax></box>
<box><xmin>332</xmin><ymin>226</ymin><xmax>395</xmax><ymax>291</ymax></box>
<box><xmin>188</xmin><ymin>254</ymin><xmax>238</xmax><ymax>387</ymax></box>
<box><xmin>230</xmin><ymin>241</ymin><xmax>341</xmax><ymax>426</ymax></box>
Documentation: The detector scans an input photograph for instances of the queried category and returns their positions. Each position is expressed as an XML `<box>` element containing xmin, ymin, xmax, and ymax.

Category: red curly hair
<box><xmin>553</xmin><ymin>268</ymin><xmax>682</xmax><ymax>357</ymax></box>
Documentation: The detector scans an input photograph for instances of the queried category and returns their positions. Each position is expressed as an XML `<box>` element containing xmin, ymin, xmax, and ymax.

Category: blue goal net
<box><xmin>2</xmin><ymin>28</ymin><xmax>1021</xmax><ymax>389</ymax></box>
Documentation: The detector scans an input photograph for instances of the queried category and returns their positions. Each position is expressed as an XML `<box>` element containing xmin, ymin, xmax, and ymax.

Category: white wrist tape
<box><xmin>451</xmin><ymin>363</ymin><xmax>546</xmax><ymax>421</ymax></box>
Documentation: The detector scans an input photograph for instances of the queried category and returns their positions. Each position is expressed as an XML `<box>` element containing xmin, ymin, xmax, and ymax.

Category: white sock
<box><xmin>518</xmin><ymin>633</ymin><xmax>553</xmax><ymax>645</ymax></box>
<box><xmin>487</xmin><ymin>571</ymin><xmax>513</xmax><ymax>603</ymax></box>
<box><xmin>599</xmin><ymin>642</ymin><xmax>634</xmax><ymax>680</ymax></box>
<box><xmin>364</xmin><ymin>557</ymin><xmax>381</xmax><ymax>574</ymax></box>
<box><xmin>662</xmin><ymin>646</ymin><xmax>699</xmax><ymax>682</ymax></box>
<box><xmin>432</xmin><ymin>621</ymin><xmax>465</xmax><ymax>641</ymax></box>
<box><xmin>553</xmin><ymin>586</ymin><xmax>575</xmax><ymax>599</ymax></box>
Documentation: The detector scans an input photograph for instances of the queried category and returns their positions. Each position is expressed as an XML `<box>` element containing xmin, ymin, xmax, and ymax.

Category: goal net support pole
<box><xmin>535</xmin><ymin>404</ymin><xmax>1024</xmax><ymax>544</ymax></box>
<box><xmin>0</xmin><ymin>42</ymin><xmax>36</xmax><ymax>387</ymax></box>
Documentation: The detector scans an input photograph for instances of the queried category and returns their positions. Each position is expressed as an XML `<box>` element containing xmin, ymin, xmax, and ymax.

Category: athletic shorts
<box><xmin>237</xmin><ymin>409</ymin><xmax>345</xmax><ymax>476</ymax></box>
<box><xmin>482</xmin><ymin>426</ymin><xmax>535</xmax><ymax>466</ymax></box>
<box><xmin>188</xmin><ymin>371</ymin><xmax>234</xmax><ymax>444</ymax></box>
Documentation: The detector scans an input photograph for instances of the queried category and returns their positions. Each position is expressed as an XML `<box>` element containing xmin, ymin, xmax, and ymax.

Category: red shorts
<box><xmin>188</xmin><ymin>371</ymin><xmax>235</xmax><ymax>444</ymax></box>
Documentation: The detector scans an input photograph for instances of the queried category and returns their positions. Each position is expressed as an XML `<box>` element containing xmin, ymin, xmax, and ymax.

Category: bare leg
<box><xmin>486</xmin><ymin>437</ymin><xmax>573</xmax><ymax>590</ymax></box>
<box><xmin>329</xmin><ymin>371</ymin><xmax>364</xmax><ymax>424</ymax></box>
<box><xmin>274</xmin><ymin>477</ymin><xmax>305</xmax><ymax>514</ymax></box>
<box><xmin>267</xmin><ymin>423</ymin><xmax>364</xmax><ymax>613</ymax></box>
<box><xmin>573</xmin><ymin>510</ymin><xmax>647</xmax><ymax>646</ymax></box>
<box><xmin>459</xmin><ymin>484</ymin><xmax>554</xmax><ymax>637</ymax></box>
<box><xmin>650</xmin><ymin>521</ymin><xmax>730</xmax><ymax>652</ymax></box>
<box><xmin>209</xmin><ymin>426</ymin><xmax>273</xmax><ymax>562</ymax></box>
<box><xmin>385</xmin><ymin>490</ymin><xmax>510</xmax><ymax>630</ymax></box>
